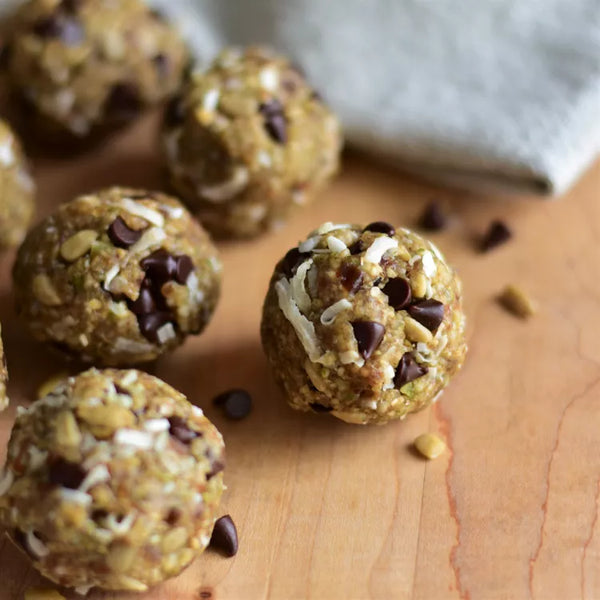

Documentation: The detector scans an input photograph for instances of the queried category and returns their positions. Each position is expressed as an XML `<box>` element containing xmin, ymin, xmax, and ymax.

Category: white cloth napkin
<box><xmin>4</xmin><ymin>0</ymin><xmax>600</xmax><ymax>195</ymax></box>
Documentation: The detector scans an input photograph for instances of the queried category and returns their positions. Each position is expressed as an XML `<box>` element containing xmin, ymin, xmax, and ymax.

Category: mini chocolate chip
<box><xmin>348</xmin><ymin>240</ymin><xmax>363</xmax><ymax>255</ymax></box>
<box><xmin>137</xmin><ymin>312</ymin><xmax>172</xmax><ymax>342</ymax></box>
<box><xmin>104</xmin><ymin>83</ymin><xmax>142</xmax><ymax>119</ymax></box>
<box><xmin>310</xmin><ymin>402</ymin><xmax>333</xmax><ymax>413</ymax></box>
<box><xmin>481</xmin><ymin>220</ymin><xmax>512</xmax><ymax>252</ymax></box>
<box><xmin>164</xmin><ymin>508</ymin><xmax>181</xmax><ymax>526</ymax></box>
<box><xmin>207</xmin><ymin>459</ymin><xmax>225</xmax><ymax>480</ymax></box>
<box><xmin>407</xmin><ymin>299</ymin><xmax>445</xmax><ymax>331</ymax></box>
<box><xmin>338</xmin><ymin>263</ymin><xmax>363</xmax><ymax>293</ymax></box>
<box><xmin>395</xmin><ymin>353</ymin><xmax>428</xmax><ymax>388</ymax></box>
<box><xmin>152</xmin><ymin>53</ymin><xmax>169</xmax><ymax>78</ymax></box>
<box><xmin>382</xmin><ymin>278</ymin><xmax>412</xmax><ymax>310</ymax></box>
<box><xmin>32</xmin><ymin>14</ymin><xmax>83</xmax><ymax>45</ymax></box>
<box><xmin>364</xmin><ymin>222</ymin><xmax>395</xmax><ymax>236</ymax></box>
<box><xmin>168</xmin><ymin>415</ymin><xmax>200</xmax><ymax>444</ymax></box>
<box><xmin>210</xmin><ymin>515</ymin><xmax>238</xmax><ymax>557</ymax></box>
<box><xmin>351</xmin><ymin>321</ymin><xmax>385</xmax><ymax>360</ymax></box>
<box><xmin>213</xmin><ymin>389</ymin><xmax>252</xmax><ymax>420</ymax></box>
<box><xmin>164</xmin><ymin>94</ymin><xmax>186</xmax><ymax>127</ymax></box>
<box><xmin>174</xmin><ymin>255</ymin><xmax>194</xmax><ymax>285</ymax></box>
<box><xmin>107</xmin><ymin>216</ymin><xmax>143</xmax><ymax>248</ymax></box>
<box><xmin>48</xmin><ymin>456</ymin><xmax>86</xmax><ymax>489</ymax></box>
<box><xmin>129</xmin><ymin>285</ymin><xmax>158</xmax><ymax>315</ymax></box>
<box><xmin>259</xmin><ymin>99</ymin><xmax>287</xmax><ymax>144</ymax></box>
<box><xmin>280</xmin><ymin>247</ymin><xmax>309</xmax><ymax>279</ymax></box>
<box><xmin>419</xmin><ymin>201</ymin><xmax>447</xmax><ymax>231</ymax></box>
<box><xmin>141</xmin><ymin>249</ymin><xmax>177</xmax><ymax>284</ymax></box>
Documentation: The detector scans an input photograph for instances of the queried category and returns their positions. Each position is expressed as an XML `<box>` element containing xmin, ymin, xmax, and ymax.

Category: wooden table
<box><xmin>0</xmin><ymin>112</ymin><xmax>599</xmax><ymax>600</ymax></box>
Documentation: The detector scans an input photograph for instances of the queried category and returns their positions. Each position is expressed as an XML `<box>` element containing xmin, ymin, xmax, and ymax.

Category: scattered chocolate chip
<box><xmin>152</xmin><ymin>53</ymin><xmax>169</xmax><ymax>78</ymax></box>
<box><xmin>137</xmin><ymin>312</ymin><xmax>172</xmax><ymax>343</ymax></box>
<box><xmin>174</xmin><ymin>255</ymin><xmax>194</xmax><ymax>285</ymax></box>
<box><xmin>310</xmin><ymin>402</ymin><xmax>332</xmax><ymax>413</ymax></box>
<box><xmin>364</xmin><ymin>221</ymin><xmax>395</xmax><ymax>236</ymax></box>
<box><xmin>107</xmin><ymin>216</ymin><xmax>143</xmax><ymax>248</ymax></box>
<box><xmin>206</xmin><ymin>459</ymin><xmax>225</xmax><ymax>480</ymax></box>
<box><xmin>481</xmin><ymin>220</ymin><xmax>512</xmax><ymax>252</ymax></box>
<box><xmin>395</xmin><ymin>353</ymin><xmax>429</xmax><ymax>388</ymax></box>
<box><xmin>338</xmin><ymin>263</ymin><xmax>363</xmax><ymax>293</ymax></box>
<box><xmin>129</xmin><ymin>284</ymin><xmax>158</xmax><ymax>315</ymax></box>
<box><xmin>419</xmin><ymin>200</ymin><xmax>447</xmax><ymax>231</ymax></box>
<box><xmin>407</xmin><ymin>299</ymin><xmax>445</xmax><ymax>331</ymax></box>
<box><xmin>199</xmin><ymin>591</ymin><xmax>213</xmax><ymax>600</ymax></box>
<box><xmin>259</xmin><ymin>99</ymin><xmax>287</xmax><ymax>144</ymax></box>
<box><xmin>210</xmin><ymin>515</ymin><xmax>238</xmax><ymax>557</ymax></box>
<box><xmin>351</xmin><ymin>321</ymin><xmax>385</xmax><ymax>360</ymax></box>
<box><xmin>280</xmin><ymin>247</ymin><xmax>309</xmax><ymax>278</ymax></box>
<box><xmin>104</xmin><ymin>83</ymin><xmax>142</xmax><ymax>119</ymax></box>
<box><xmin>164</xmin><ymin>508</ymin><xmax>181</xmax><ymax>526</ymax></box>
<box><xmin>348</xmin><ymin>240</ymin><xmax>363</xmax><ymax>255</ymax></box>
<box><xmin>213</xmin><ymin>389</ymin><xmax>252</xmax><ymax>420</ymax></box>
<box><xmin>382</xmin><ymin>278</ymin><xmax>412</xmax><ymax>310</ymax></box>
<box><xmin>165</xmin><ymin>95</ymin><xmax>186</xmax><ymax>127</ymax></box>
<box><xmin>48</xmin><ymin>456</ymin><xmax>86</xmax><ymax>489</ymax></box>
<box><xmin>32</xmin><ymin>14</ymin><xmax>84</xmax><ymax>45</ymax></box>
<box><xmin>141</xmin><ymin>249</ymin><xmax>177</xmax><ymax>285</ymax></box>
<box><xmin>168</xmin><ymin>415</ymin><xmax>200</xmax><ymax>444</ymax></box>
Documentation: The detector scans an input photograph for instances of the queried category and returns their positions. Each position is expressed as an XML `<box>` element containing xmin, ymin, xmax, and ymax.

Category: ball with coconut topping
<box><xmin>0</xmin><ymin>368</ymin><xmax>225</xmax><ymax>593</ymax></box>
<box><xmin>0</xmin><ymin>118</ymin><xmax>35</xmax><ymax>248</ymax></box>
<box><xmin>161</xmin><ymin>46</ymin><xmax>342</xmax><ymax>239</ymax></box>
<box><xmin>261</xmin><ymin>221</ymin><xmax>467</xmax><ymax>424</ymax></box>
<box><xmin>13</xmin><ymin>187</ymin><xmax>221</xmax><ymax>365</ymax></box>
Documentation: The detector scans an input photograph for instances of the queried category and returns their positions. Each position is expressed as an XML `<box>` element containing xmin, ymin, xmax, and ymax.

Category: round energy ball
<box><xmin>6</xmin><ymin>0</ymin><xmax>189</xmax><ymax>141</ymax></box>
<box><xmin>13</xmin><ymin>187</ymin><xmax>221</xmax><ymax>365</ymax></box>
<box><xmin>0</xmin><ymin>368</ymin><xmax>225</xmax><ymax>593</ymax></box>
<box><xmin>0</xmin><ymin>119</ymin><xmax>35</xmax><ymax>248</ymax></box>
<box><xmin>162</xmin><ymin>46</ymin><xmax>342</xmax><ymax>239</ymax></box>
<box><xmin>261</xmin><ymin>221</ymin><xmax>467</xmax><ymax>425</ymax></box>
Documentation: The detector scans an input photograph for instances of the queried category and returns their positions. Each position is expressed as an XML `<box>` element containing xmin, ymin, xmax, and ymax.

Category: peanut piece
<box><xmin>32</xmin><ymin>274</ymin><xmax>62</xmax><ymax>306</ymax></box>
<box><xmin>414</xmin><ymin>433</ymin><xmax>446</xmax><ymax>459</ymax></box>
<box><xmin>37</xmin><ymin>372</ymin><xmax>69</xmax><ymax>399</ymax></box>
<box><xmin>54</xmin><ymin>410</ymin><xmax>82</xmax><ymax>447</ymax></box>
<box><xmin>499</xmin><ymin>284</ymin><xmax>537</xmax><ymax>318</ymax></box>
<box><xmin>60</xmin><ymin>229</ymin><xmax>98</xmax><ymax>262</ymax></box>
<box><xmin>161</xmin><ymin>526</ymin><xmax>189</xmax><ymax>553</ymax></box>
<box><xmin>404</xmin><ymin>316</ymin><xmax>433</xmax><ymax>343</ymax></box>
<box><xmin>410</xmin><ymin>272</ymin><xmax>427</xmax><ymax>299</ymax></box>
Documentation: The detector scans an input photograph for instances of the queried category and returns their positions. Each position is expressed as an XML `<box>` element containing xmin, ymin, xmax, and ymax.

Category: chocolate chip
<box><xmin>395</xmin><ymin>353</ymin><xmax>428</xmax><ymax>388</ymax></box>
<box><xmin>174</xmin><ymin>255</ymin><xmax>194</xmax><ymax>285</ymax></box>
<box><xmin>152</xmin><ymin>53</ymin><xmax>169</xmax><ymax>78</ymax></box>
<box><xmin>382</xmin><ymin>278</ymin><xmax>412</xmax><ymax>310</ymax></box>
<box><xmin>364</xmin><ymin>222</ymin><xmax>395</xmax><ymax>236</ymax></box>
<box><xmin>481</xmin><ymin>220</ymin><xmax>512</xmax><ymax>252</ymax></box>
<box><xmin>48</xmin><ymin>456</ymin><xmax>86</xmax><ymax>489</ymax></box>
<box><xmin>210</xmin><ymin>515</ymin><xmax>238</xmax><ymax>557</ymax></box>
<box><xmin>140</xmin><ymin>249</ymin><xmax>177</xmax><ymax>285</ymax></box>
<box><xmin>213</xmin><ymin>389</ymin><xmax>252</xmax><ymax>420</ymax></box>
<box><xmin>407</xmin><ymin>299</ymin><xmax>445</xmax><ymax>331</ymax></box>
<box><xmin>168</xmin><ymin>415</ymin><xmax>200</xmax><ymax>444</ymax></box>
<box><xmin>310</xmin><ymin>402</ymin><xmax>332</xmax><ymax>413</ymax></box>
<box><xmin>206</xmin><ymin>459</ymin><xmax>225</xmax><ymax>480</ymax></box>
<box><xmin>259</xmin><ymin>99</ymin><xmax>287</xmax><ymax>144</ymax></box>
<box><xmin>164</xmin><ymin>94</ymin><xmax>186</xmax><ymax>127</ymax></box>
<box><xmin>137</xmin><ymin>312</ymin><xmax>172</xmax><ymax>343</ymax></box>
<box><xmin>199</xmin><ymin>591</ymin><xmax>213</xmax><ymax>600</ymax></box>
<box><xmin>107</xmin><ymin>216</ymin><xmax>143</xmax><ymax>248</ymax></box>
<box><xmin>338</xmin><ymin>263</ymin><xmax>363</xmax><ymax>293</ymax></box>
<box><xmin>280</xmin><ymin>247</ymin><xmax>309</xmax><ymax>279</ymax></box>
<box><xmin>32</xmin><ymin>14</ymin><xmax>84</xmax><ymax>45</ymax></box>
<box><xmin>348</xmin><ymin>240</ymin><xmax>363</xmax><ymax>255</ymax></box>
<box><xmin>351</xmin><ymin>321</ymin><xmax>385</xmax><ymax>360</ymax></box>
<box><xmin>164</xmin><ymin>508</ymin><xmax>181</xmax><ymax>526</ymax></box>
<box><xmin>419</xmin><ymin>201</ymin><xmax>447</xmax><ymax>231</ymax></box>
<box><xmin>104</xmin><ymin>83</ymin><xmax>142</xmax><ymax>119</ymax></box>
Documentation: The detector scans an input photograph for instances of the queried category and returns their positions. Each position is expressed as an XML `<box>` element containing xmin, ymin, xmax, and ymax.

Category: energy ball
<box><xmin>261</xmin><ymin>221</ymin><xmax>467</xmax><ymax>425</ymax></box>
<box><xmin>6</xmin><ymin>0</ymin><xmax>189</xmax><ymax>141</ymax></box>
<box><xmin>162</xmin><ymin>46</ymin><xmax>342</xmax><ymax>239</ymax></box>
<box><xmin>0</xmin><ymin>119</ymin><xmax>35</xmax><ymax>248</ymax></box>
<box><xmin>0</xmin><ymin>368</ymin><xmax>225</xmax><ymax>593</ymax></box>
<box><xmin>13</xmin><ymin>187</ymin><xmax>221</xmax><ymax>365</ymax></box>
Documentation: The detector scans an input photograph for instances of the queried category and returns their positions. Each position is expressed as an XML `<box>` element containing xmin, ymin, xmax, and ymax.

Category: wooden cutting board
<box><xmin>0</xmin><ymin>111</ymin><xmax>599</xmax><ymax>600</ymax></box>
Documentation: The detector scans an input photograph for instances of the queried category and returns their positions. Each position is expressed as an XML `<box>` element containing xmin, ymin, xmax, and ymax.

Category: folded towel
<box><xmin>4</xmin><ymin>0</ymin><xmax>600</xmax><ymax>195</ymax></box>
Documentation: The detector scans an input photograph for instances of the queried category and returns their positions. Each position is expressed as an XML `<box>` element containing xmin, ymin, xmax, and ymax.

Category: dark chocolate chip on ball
<box><xmin>168</xmin><ymin>415</ymin><xmax>200</xmax><ymax>444</ymax></box>
<box><xmin>351</xmin><ymin>321</ymin><xmax>385</xmax><ymax>360</ymax></box>
<box><xmin>259</xmin><ymin>99</ymin><xmax>287</xmax><ymax>144</ymax></box>
<box><xmin>382</xmin><ymin>278</ymin><xmax>412</xmax><ymax>310</ymax></box>
<box><xmin>104</xmin><ymin>83</ymin><xmax>142</xmax><ymax>119</ymax></box>
<box><xmin>407</xmin><ymin>299</ymin><xmax>445</xmax><ymax>331</ymax></box>
<box><xmin>137</xmin><ymin>312</ymin><xmax>172</xmax><ymax>342</ymax></box>
<box><xmin>107</xmin><ymin>216</ymin><xmax>143</xmax><ymax>248</ymax></box>
<box><xmin>174</xmin><ymin>255</ymin><xmax>194</xmax><ymax>284</ymax></box>
<box><xmin>481</xmin><ymin>220</ymin><xmax>512</xmax><ymax>252</ymax></box>
<box><xmin>395</xmin><ymin>353</ymin><xmax>429</xmax><ymax>388</ymax></box>
<box><xmin>141</xmin><ymin>249</ymin><xmax>178</xmax><ymax>284</ymax></box>
<box><xmin>210</xmin><ymin>515</ymin><xmax>238</xmax><ymax>557</ymax></box>
<box><xmin>213</xmin><ymin>389</ymin><xmax>252</xmax><ymax>420</ymax></box>
<box><xmin>338</xmin><ymin>263</ymin><xmax>363</xmax><ymax>293</ymax></box>
<box><xmin>280</xmin><ymin>247</ymin><xmax>310</xmax><ymax>278</ymax></box>
<box><xmin>419</xmin><ymin>201</ymin><xmax>447</xmax><ymax>231</ymax></box>
<box><xmin>364</xmin><ymin>222</ymin><xmax>395</xmax><ymax>236</ymax></box>
<box><xmin>48</xmin><ymin>456</ymin><xmax>86</xmax><ymax>489</ymax></box>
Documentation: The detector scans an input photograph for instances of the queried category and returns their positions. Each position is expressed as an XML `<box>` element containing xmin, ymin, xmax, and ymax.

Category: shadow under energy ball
<box><xmin>261</xmin><ymin>221</ymin><xmax>467</xmax><ymax>425</ymax></box>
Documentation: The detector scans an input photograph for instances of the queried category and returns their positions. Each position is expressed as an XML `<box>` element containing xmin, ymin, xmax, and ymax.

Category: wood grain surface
<box><xmin>0</xmin><ymin>112</ymin><xmax>599</xmax><ymax>600</ymax></box>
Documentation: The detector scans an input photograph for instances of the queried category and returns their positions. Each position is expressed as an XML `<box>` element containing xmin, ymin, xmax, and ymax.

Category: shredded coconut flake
<box><xmin>320</xmin><ymin>299</ymin><xmax>352</xmax><ymax>325</ymax></box>
<box><xmin>143</xmin><ymin>418</ymin><xmax>170</xmax><ymax>433</ymax></box>
<box><xmin>114</xmin><ymin>429</ymin><xmax>154</xmax><ymax>450</ymax></box>
<box><xmin>429</xmin><ymin>241</ymin><xmax>445</xmax><ymax>261</ymax></box>
<box><xmin>74</xmin><ymin>584</ymin><xmax>93</xmax><ymax>596</ymax></box>
<box><xmin>364</xmin><ymin>237</ymin><xmax>398</xmax><ymax>264</ymax></box>
<box><xmin>108</xmin><ymin>300</ymin><xmax>128</xmax><ymax>316</ymax></box>
<box><xmin>129</xmin><ymin>227</ymin><xmax>166</xmax><ymax>254</ymax></box>
<box><xmin>121</xmin><ymin>370</ymin><xmax>138</xmax><ymax>386</ymax></box>
<box><xmin>27</xmin><ymin>446</ymin><xmax>48</xmax><ymax>471</ymax></box>
<box><xmin>156</xmin><ymin>322</ymin><xmax>176</xmax><ymax>344</ymax></box>
<box><xmin>327</xmin><ymin>236</ymin><xmax>347</xmax><ymax>253</ymax></box>
<box><xmin>298</xmin><ymin>236</ymin><xmax>320</xmax><ymax>253</ymax></box>
<box><xmin>160</xmin><ymin>204</ymin><xmax>184</xmax><ymax>219</ymax></box>
<box><xmin>191</xmin><ymin>405</ymin><xmax>204</xmax><ymax>417</ymax></box>
<box><xmin>186</xmin><ymin>271</ymin><xmax>205</xmax><ymax>303</ymax></box>
<box><xmin>112</xmin><ymin>337</ymin><xmax>155</xmax><ymax>354</ymax></box>
<box><xmin>0</xmin><ymin>139</ymin><xmax>14</xmax><ymax>167</ymax></box>
<box><xmin>106</xmin><ymin>512</ymin><xmax>136</xmax><ymax>535</ymax></box>
<box><xmin>79</xmin><ymin>465</ymin><xmax>110</xmax><ymax>492</ymax></box>
<box><xmin>257</xmin><ymin>150</ymin><xmax>272</xmax><ymax>167</ymax></box>
<box><xmin>339</xmin><ymin>350</ymin><xmax>365</xmax><ymax>367</ymax></box>
<box><xmin>200</xmin><ymin>166</ymin><xmax>248</xmax><ymax>202</ymax></box>
<box><xmin>290</xmin><ymin>259</ymin><xmax>313</xmax><ymax>314</ymax></box>
<box><xmin>421</xmin><ymin>250</ymin><xmax>437</xmax><ymax>277</ymax></box>
<box><xmin>120</xmin><ymin>198</ymin><xmax>164</xmax><ymax>226</ymax></box>
<box><xmin>58</xmin><ymin>488</ymin><xmax>92</xmax><ymax>505</ymax></box>
<box><xmin>315</xmin><ymin>222</ymin><xmax>352</xmax><ymax>235</ymax></box>
<box><xmin>103</xmin><ymin>265</ymin><xmax>120</xmax><ymax>291</ymax></box>
<box><xmin>0</xmin><ymin>469</ymin><xmax>13</xmax><ymax>496</ymax></box>
<box><xmin>259</xmin><ymin>66</ymin><xmax>279</xmax><ymax>91</ymax></box>
<box><xmin>26</xmin><ymin>530</ymin><xmax>49</xmax><ymax>558</ymax></box>
<box><xmin>202</xmin><ymin>88</ymin><xmax>220</xmax><ymax>112</ymax></box>
<box><xmin>275</xmin><ymin>278</ymin><xmax>322</xmax><ymax>362</ymax></box>
<box><xmin>16</xmin><ymin>169</ymin><xmax>35</xmax><ymax>193</ymax></box>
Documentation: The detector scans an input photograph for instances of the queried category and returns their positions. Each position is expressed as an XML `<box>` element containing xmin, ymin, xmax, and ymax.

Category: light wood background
<box><xmin>0</xmin><ymin>112</ymin><xmax>599</xmax><ymax>600</ymax></box>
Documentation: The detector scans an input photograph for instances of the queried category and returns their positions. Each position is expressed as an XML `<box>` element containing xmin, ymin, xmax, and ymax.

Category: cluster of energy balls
<box><xmin>0</xmin><ymin>0</ymin><xmax>466</xmax><ymax>595</ymax></box>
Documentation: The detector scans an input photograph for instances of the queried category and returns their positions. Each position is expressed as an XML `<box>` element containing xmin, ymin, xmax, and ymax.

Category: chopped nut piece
<box><xmin>54</xmin><ymin>410</ymin><xmax>82</xmax><ymax>447</ymax></box>
<box><xmin>37</xmin><ymin>371</ymin><xmax>69</xmax><ymax>399</ymax></box>
<box><xmin>410</xmin><ymin>271</ymin><xmax>428</xmax><ymax>299</ymax></box>
<box><xmin>76</xmin><ymin>403</ymin><xmax>135</xmax><ymax>435</ymax></box>
<box><xmin>32</xmin><ymin>274</ymin><xmax>62</xmax><ymax>306</ymax></box>
<box><xmin>499</xmin><ymin>284</ymin><xmax>537</xmax><ymax>318</ymax></box>
<box><xmin>414</xmin><ymin>433</ymin><xmax>446</xmax><ymax>459</ymax></box>
<box><xmin>404</xmin><ymin>316</ymin><xmax>433</xmax><ymax>343</ymax></box>
<box><xmin>60</xmin><ymin>230</ymin><xmax>98</xmax><ymax>262</ymax></box>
